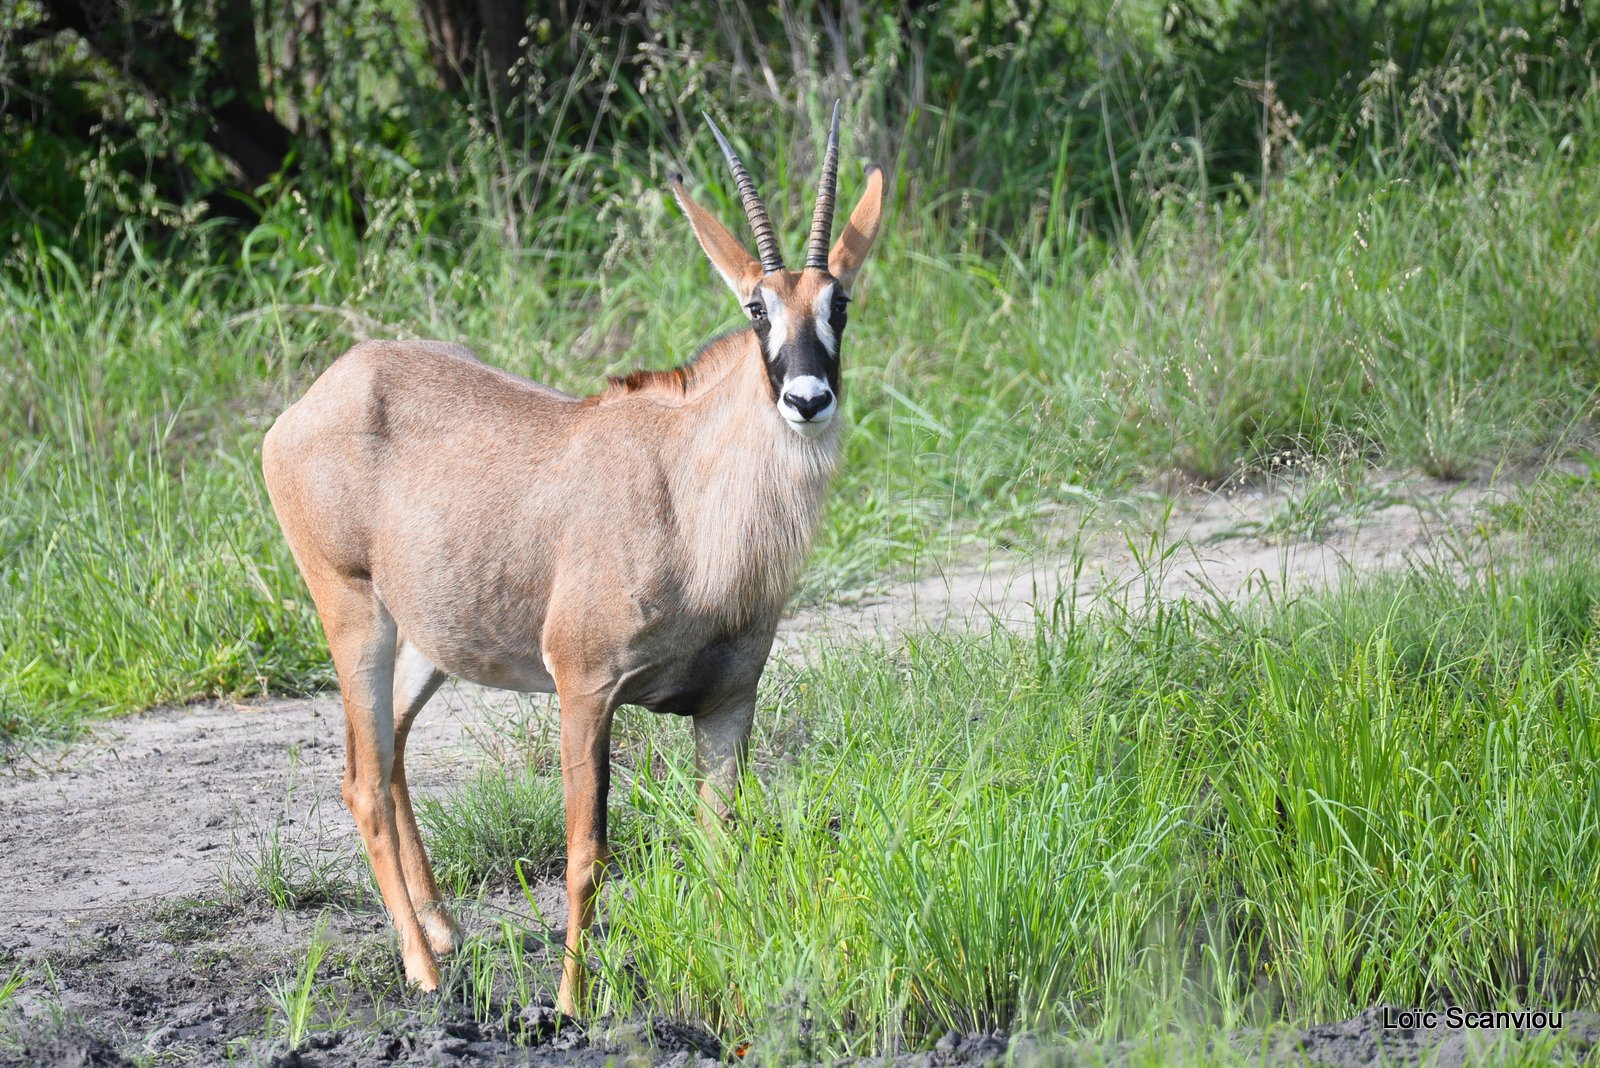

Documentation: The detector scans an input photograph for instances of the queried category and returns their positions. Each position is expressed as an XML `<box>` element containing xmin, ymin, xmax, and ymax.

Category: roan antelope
<box><xmin>261</xmin><ymin>105</ymin><xmax>885</xmax><ymax>1014</ymax></box>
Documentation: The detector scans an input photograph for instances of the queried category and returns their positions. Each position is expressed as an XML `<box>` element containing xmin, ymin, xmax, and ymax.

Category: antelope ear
<box><xmin>828</xmin><ymin>165</ymin><xmax>886</xmax><ymax>293</ymax></box>
<box><xmin>672</xmin><ymin>176</ymin><xmax>764</xmax><ymax>302</ymax></box>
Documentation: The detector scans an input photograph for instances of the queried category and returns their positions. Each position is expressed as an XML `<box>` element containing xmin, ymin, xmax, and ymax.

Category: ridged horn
<box><xmin>805</xmin><ymin>100</ymin><xmax>842</xmax><ymax>269</ymax></box>
<box><xmin>703</xmin><ymin>112</ymin><xmax>784</xmax><ymax>273</ymax></box>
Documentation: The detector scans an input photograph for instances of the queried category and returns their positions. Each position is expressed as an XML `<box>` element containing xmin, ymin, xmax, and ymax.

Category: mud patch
<box><xmin>3</xmin><ymin>873</ymin><xmax>1595</xmax><ymax>1066</ymax></box>
<box><xmin>1241</xmin><ymin>1004</ymin><xmax>1600</xmax><ymax>1067</ymax></box>
<box><xmin>2</xmin><ymin>1024</ymin><xmax>137</xmax><ymax>1068</ymax></box>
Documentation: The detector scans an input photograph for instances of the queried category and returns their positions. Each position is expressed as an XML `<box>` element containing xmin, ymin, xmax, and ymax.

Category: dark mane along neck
<box><xmin>605</xmin><ymin>365</ymin><xmax>693</xmax><ymax>398</ymax></box>
<box><xmin>588</xmin><ymin>328</ymin><xmax>751</xmax><ymax>405</ymax></box>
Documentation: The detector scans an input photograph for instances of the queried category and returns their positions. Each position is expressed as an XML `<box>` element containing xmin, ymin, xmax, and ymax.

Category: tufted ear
<box><xmin>672</xmin><ymin>176</ymin><xmax>765</xmax><ymax>302</ymax></box>
<box><xmin>827</xmin><ymin>165</ymin><xmax>887</xmax><ymax>293</ymax></box>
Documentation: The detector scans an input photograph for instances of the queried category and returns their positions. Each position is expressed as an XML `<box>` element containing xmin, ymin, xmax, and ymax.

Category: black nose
<box><xmin>783</xmin><ymin>391</ymin><xmax>832</xmax><ymax>420</ymax></box>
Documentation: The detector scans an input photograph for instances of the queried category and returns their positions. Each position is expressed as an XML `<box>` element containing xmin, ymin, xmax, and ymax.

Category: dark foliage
<box><xmin>0</xmin><ymin>0</ymin><xmax>1593</xmax><ymax>260</ymax></box>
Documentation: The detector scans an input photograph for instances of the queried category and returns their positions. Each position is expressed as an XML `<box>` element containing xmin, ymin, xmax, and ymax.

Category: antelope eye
<box><xmin>746</xmin><ymin>302</ymin><xmax>766</xmax><ymax>320</ymax></box>
<box><xmin>832</xmin><ymin>296</ymin><xmax>850</xmax><ymax>315</ymax></box>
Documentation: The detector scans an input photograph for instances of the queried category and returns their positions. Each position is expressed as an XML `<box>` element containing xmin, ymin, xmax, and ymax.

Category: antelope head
<box><xmin>672</xmin><ymin>102</ymin><xmax>887</xmax><ymax>438</ymax></box>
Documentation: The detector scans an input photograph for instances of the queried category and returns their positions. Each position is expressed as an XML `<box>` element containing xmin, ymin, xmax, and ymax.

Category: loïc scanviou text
<box><xmin>1382</xmin><ymin>1007</ymin><xmax>1562</xmax><ymax>1030</ymax></box>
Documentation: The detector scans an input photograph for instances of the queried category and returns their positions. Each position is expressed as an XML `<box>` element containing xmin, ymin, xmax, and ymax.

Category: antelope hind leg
<box><xmin>390</xmin><ymin>637</ymin><xmax>459</xmax><ymax>957</ymax></box>
<box><xmin>313</xmin><ymin>579</ymin><xmax>442</xmax><ymax>991</ymax></box>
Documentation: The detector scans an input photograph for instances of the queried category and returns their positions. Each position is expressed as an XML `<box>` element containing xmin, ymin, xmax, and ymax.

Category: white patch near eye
<box><xmin>812</xmin><ymin>283</ymin><xmax>838</xmax><ymax>356</ymax></box>
<box><xmin>760</xmin><ymin>288</ymin><xmax>789</xmax><ymax>355</ymax></box>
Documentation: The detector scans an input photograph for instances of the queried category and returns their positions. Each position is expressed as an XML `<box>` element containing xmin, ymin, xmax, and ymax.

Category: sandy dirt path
<box><xmin>781</xmin><ymin>474</ymin><xmax>1496</xmax><ymax>643</ymax></box>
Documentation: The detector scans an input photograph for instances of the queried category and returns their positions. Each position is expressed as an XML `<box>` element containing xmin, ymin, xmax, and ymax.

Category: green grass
<box><xmin>3</xmin><ymin>82</ymin><xmax>1598</xmax><ymax>740</ymax></box>
<box><xmin>566</xmin><ymin>531</ymin><xmax>1600</xmax><ymax>1058</ymax></box>
<box><xmin>415</xmin><ymin>769</ymin><xmax>570</xmax><ymax>896</ymax></box>
<box><xmin>222</xmin><ymin>751</ymin><xmax>369</xmax><ymax>910</ymax></box>
<box><xmin>325</xmin><ymin>503</ymin><xmax>1600</xmax><ymax>1061</ymax></box>
<box><xmin>0</xmin><ymin>966</ymin><xmax>25</xmax><ymax>1016</ymax></box>
<box><xmin>225</xmin><ymin>813</ymin><xmax>366</xmax><ymax>911</ymax></box>
<box><xmin>414</xmin><ymin>709</ymin><xmax>693</xmax><ymax>895</ymax></box>
<box><xmin>264</xmin><ymin>917</ymin><xmax>342</xmax><ymax>1051</ymax></box>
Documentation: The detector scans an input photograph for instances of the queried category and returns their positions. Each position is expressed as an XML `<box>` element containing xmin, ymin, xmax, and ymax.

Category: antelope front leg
<box><xmin>554</xmin><ymin>684</ymin><xmax>616</xmax><ymax>1017</ymax></box>
<box><xmin>694</xmin><ymin>697</ymin><xmax>754</xmax><ymax>833</ymax></box>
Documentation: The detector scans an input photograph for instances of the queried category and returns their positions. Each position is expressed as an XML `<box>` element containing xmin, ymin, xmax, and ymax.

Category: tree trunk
<box><xmin>416</xmin><ymin>0</ymin><xmax>525</xmax><ymax>95</ymax></box>
<box><xmin>37</xmin><ymin>0</ymin><xmax>298</xmax><ymax>189</ymax></box>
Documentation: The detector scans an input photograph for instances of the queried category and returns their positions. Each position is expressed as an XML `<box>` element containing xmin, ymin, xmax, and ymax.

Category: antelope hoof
<box><xmin>419</xmin><ymin>903</ymin><xmax>463</xmax><ymax>957</ymax></box>
<box><xmin>401</xmin><ymin>936</ymin><xmax>442</xmax><ymax>991</ymax></box>
<box><xmin>556</xmin><ymin>964</ymin><xmax>586</xmax><ymax>1017</ymax></box>
<box><xmin>404</xmin><ymin>954</ymin><xmax>441</xmax><ymax>992</ymax></box>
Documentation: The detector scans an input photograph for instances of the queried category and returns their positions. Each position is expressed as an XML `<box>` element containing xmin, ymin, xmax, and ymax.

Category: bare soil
<box><xmin>5</xmin><ymin>473</ymin><xmax>1591</xmax><ymax>1066</ymax></box>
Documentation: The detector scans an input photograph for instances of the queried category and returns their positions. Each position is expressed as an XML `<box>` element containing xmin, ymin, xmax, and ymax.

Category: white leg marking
<box><xmin>393</xmin><ymin>638</ymin><xmax>442</xmax><ymax>724</ymax></box>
